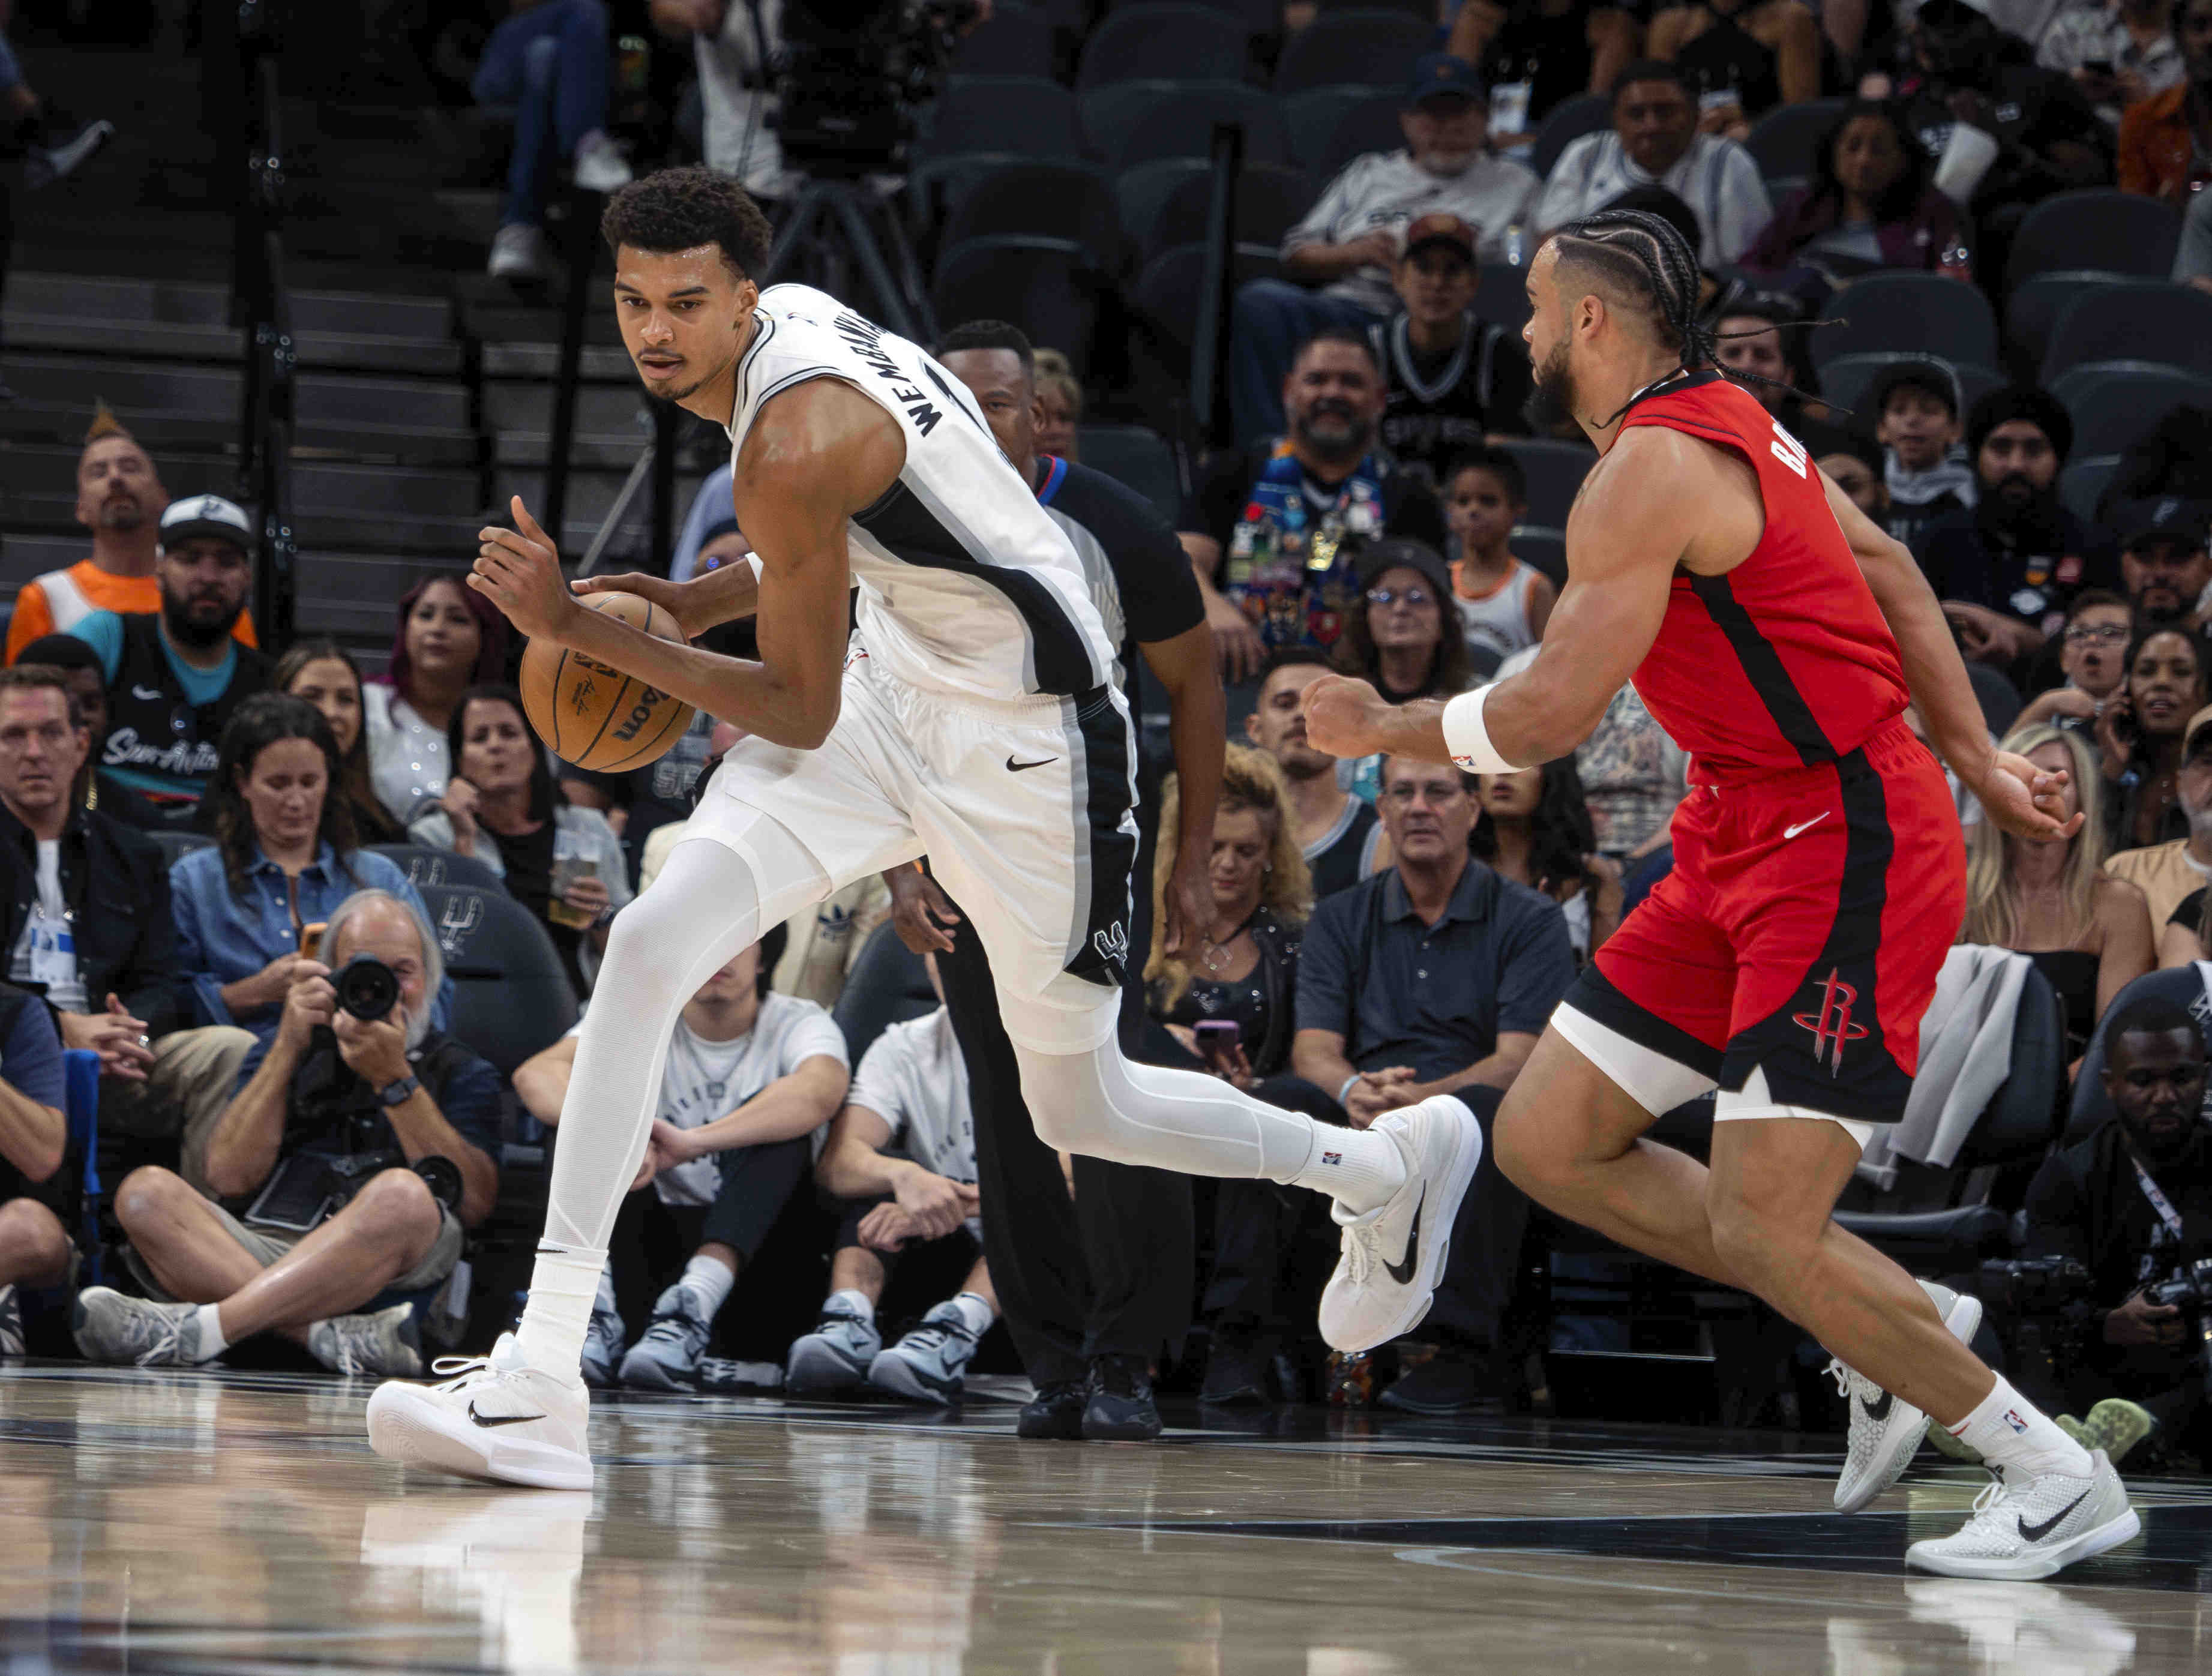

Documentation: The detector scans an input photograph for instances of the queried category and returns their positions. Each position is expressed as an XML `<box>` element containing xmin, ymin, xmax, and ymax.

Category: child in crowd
<box><xmin>1870</xmin><ymin>359</ymin><xmax>1975</xmax><ymax>551</ymax></box>
<box><xmin>1442</xmin><ymin>446</ymin><xmax>1554</xmax><ymax>665</ymax></box>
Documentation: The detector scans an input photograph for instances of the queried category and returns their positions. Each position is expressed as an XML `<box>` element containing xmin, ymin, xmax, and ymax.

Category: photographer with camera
<box><xmin>2022</xmin><ymin>996</ymin><xmax>2212</xmax><ymax>1468</ymax></box>
<box><xmin>72</xmin><ymin>889</ymin><xmax>502</xmax><ymax>1377</ymax></box>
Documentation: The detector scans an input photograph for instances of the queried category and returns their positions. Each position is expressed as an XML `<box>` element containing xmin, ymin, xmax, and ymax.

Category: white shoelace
<box><xmin>1949</xmin><ymin>1471</ymin><xmax>2015</xmax><ymax>1542</ymax></box>
<box><xmin>134</xmin><ymin>1314</ymin><xmax>188</xmax><ymax>1368</ymax></box>
<box><xmin>1826</xmin><ymin>1357</ymin><xmax>1854</xmax><ymax>1399</ymax></box>
<box><xmin>429</xmin><ymin>1354</ymin><xmax>494</xmax><ymax>1392</ymax></box>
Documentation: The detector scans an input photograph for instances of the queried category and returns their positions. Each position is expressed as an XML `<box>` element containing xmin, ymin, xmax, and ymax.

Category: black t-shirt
<box><xmin>1917</xmin><ymin>500</ymin><xmax>2103</xmax><ymax>635</ymax></box>
<box><xmin>1370</xmin><ymin>313</ymin><xmax>1534</xmax><ymax>488</ymax></box>
<box><xmin>497</xmin><ymin>820</ymin><xmax>586</xmax><ymax>991</ymax></box>
<box><xmin>1037</xmin><ymin>454</ymin><xmax>1206</xmax><ymax>694</ymax></box>
<box><xmin>1896</xmin><ymin>64</ymin><xmax>2108</xmax><ymax>212</ymax></box>
<box><xmin>1306</xmin><ymin>796</ymin><xmax>1383</xmax><ymax>901</ymax></box>
<box><xmin>1481</xmin><ymin>0</ymin><xmax>1643</xmax><ymax>128</ymax></box>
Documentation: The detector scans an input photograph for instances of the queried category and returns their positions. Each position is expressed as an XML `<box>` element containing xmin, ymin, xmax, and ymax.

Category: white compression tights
<box><xmin>514</xmin><ymin>823</ymin><xmax>1402</xmax><ymax>1374</ymax></box>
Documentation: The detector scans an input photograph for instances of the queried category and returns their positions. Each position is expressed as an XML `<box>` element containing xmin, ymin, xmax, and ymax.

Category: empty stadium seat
<box><xmin>1132</xmin><ymin>240</ymin><xmax>1285</xmax><ymax>369</ymax></box>
<box><xmin>1311</xmin><ymin>91</ymin><xmax>1413</xmax><ymax>180</ymax></box>
<box><xmin>2040</xmin><ymin>284</ymin><xmax>2212</xmax><ymax>382</ymax></box>
<box><xmin>916</xmin><ymin>76</ymin><xmax>1084</xmax><ymax>161</ymax></box>
<box><xmin>148</xmin><ymin>829</ymin><xmax>215</xmax><ymax>868</ymax></box>
<box><xmin>415</xmin><ymin>881</ymin><xmax>580</xmax><ymax>1077</ymax></box>
<box><xmin>1081</xmin><ymin>79</ymin><xmax>1291</xmax><ymax>170</ymax></box>
<box><xmin>2005</xmin><ymin>271</ymin><xmax>2171</xmax><ymax>374</ymax></box>
<box><xmin>932</xmin><ymin>236</ymin><xmax>1105</xmax><ymax>376</ymax></box>
<box><xmin>1530</xmin><ymin>91</ymin><xmax>1611</xmax><ymax>181</ymax></box>
<box><xmin>1816</xmin><ymin>353</ymin><xmax>2004</xmax><ymax>421</ymax></box>
<box><xmin>1143</xmin><ymin>163</ymin><xmax>1314</xmax><ymax>262</ymax></box>
<box><xmin>1744</xmin><ymin>97</ymin><xmax>1848</xmax><ymax>187</ymax></box>
<box><xmin>1501</xmin><ymin>439</ymin><xmax>1595</xmax><ymax>527</ymax></box>
<box><xmin>1116</xmin><ymin>158</ymin><xmax>1212</xmax><ymax>255</ymax></box>
<box><xmin>2058</xmin><ymin>453</ymin><xmax>2120</xmax><ymax>527</ymax></box>
<box><xmin>1811</xmin><ymin>272</ymin><xmax>1998</xmax><ymax>371</ymax></box>
<box><xmin>2006</xmin><ymin>188</ymin><xmax>2183</xmax><ymax>292</ymax></box>
<box><xmin>2051</xmin><ymin>360</ymin><xmax>2212</xmax><ymax>457</ymax></box>
<box><xmin>1271</xmin><ymin>9</ymin><xmax>1434</xmax><ymax>95</ymax></box>
<box><xmin>1077</xmin><ymin>4</ymin><xmax>1254</xmax><ymax>91</ymax></box>
<box><xmin>368</xmin><ymin>843</ymin><xmax>511</xmax><ymax>895</ymax></box>
<box><xmin>1075</xmin><ymin>422</ymin><xmax>1182</xmax><ymax>518</ymax></box>
<box><xmin>1282</xmin><ymin>85</ymin><xmax>1398</xmax><ymax>174</ymax></box>
<box><xmin>948</xmin><ymin>5</ymin><xmax>1054</xmax><ymax>77</ymax></box>
<box><xmin>1511</xmin><ymin>525</ymin><xmax>1566</xmax><ymax>588</ymax></box>
<box><xmin>936</xmin><ymin>162</ymin><xmax>1123</xmax><ymax>272</ymax></box>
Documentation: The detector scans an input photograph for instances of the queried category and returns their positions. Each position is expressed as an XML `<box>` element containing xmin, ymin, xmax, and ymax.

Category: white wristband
<box><xmin>1441</xmin><ymin>684</ymin><xmax>1525</xmax><ymax>775</ymax></box>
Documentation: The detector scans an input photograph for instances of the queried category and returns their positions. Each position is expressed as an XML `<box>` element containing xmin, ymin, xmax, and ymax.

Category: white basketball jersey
<box><xmin>724</xmin><ymin>284</ymin><xmax>1117</xmax><ymax>703</ymax></box>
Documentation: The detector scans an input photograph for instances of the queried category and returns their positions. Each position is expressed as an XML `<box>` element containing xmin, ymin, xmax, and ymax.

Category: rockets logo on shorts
<box><xmin>1793</xmin><ymin>967</ymin><xmax>1870</xmax><ymax>1075</ymax></box>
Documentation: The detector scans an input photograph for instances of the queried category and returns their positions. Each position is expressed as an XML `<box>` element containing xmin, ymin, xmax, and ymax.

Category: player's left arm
<box><xmin>1818</xmin><ymin>467</ymin><xmax>2082</xmax><ymax>841</ymax></box>
<box><xmin>1303</xmin><ymin>427</ymin><xmax>1692</xmax><ymax>766</ymax></box>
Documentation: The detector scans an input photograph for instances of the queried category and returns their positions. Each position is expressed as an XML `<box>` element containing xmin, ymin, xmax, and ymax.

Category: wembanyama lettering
<box><xmin>832</xmin><ymin>311</ymin><xmax>942</xmax><ymax>436</ymax></box>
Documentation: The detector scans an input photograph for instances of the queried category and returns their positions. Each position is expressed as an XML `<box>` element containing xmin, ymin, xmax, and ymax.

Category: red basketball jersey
<box><xmin>1616</xmin><ymin>374</ymin><xmax>1910</xmax><ymax>781</ymax></box>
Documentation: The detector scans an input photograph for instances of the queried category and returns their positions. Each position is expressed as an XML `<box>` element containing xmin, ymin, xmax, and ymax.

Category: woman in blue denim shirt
<box><xmin>171</xmin><ymin>695</ymin><xmax>447</xmax><ymax>1047</ymax></box>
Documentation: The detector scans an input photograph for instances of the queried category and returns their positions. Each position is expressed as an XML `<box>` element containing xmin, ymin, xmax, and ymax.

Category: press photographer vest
<box><xmin>100</xmin><ymin>614</ymin><xmax>270</xmax><ymax>801</ymax></box>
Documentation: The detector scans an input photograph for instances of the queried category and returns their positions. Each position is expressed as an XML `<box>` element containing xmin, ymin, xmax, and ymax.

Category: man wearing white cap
<box><xmin>61</xmin><ymin>495</ymin><xmax>271</xmax><ymax>814</ymax></box>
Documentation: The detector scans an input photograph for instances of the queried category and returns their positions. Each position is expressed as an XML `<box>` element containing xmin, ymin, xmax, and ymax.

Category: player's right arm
<box><xmin>1818</xmin><ymin>468</ymin><xmax>2081</xmax><ymax>842</ymax></box>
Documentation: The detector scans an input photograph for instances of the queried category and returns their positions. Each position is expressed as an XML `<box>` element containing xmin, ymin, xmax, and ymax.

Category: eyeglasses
<box><xmin>2064</xmin><ymin>624</ymin><xmax>2130</xmax><ymax>645</ymax></box>
<box><xmin>1366</xmin><ymin>586</ymin><xmax>1435</xmax><ymax>608</ymax></box>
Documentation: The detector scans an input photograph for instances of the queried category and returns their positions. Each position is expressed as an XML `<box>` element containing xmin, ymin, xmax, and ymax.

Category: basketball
<box><xmin>519</xmin><ymin>591</ymin><xmax>697</xmax><ymax>772</ymax></box>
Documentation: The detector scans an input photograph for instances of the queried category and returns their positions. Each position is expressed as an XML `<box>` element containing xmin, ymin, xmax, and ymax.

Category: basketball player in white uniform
<box><xmin>363</xmin><ymin>169</ymin><xmax>1486</xmax><ymax>1489</ymax></box>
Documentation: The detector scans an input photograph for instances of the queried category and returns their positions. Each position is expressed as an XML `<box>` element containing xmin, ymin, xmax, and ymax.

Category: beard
<box><xmin>161</xmin><ymin>590</ymin><xmax>244</xmax><ymax>651</ymax></box>
<box><xmin>1291</xmin><ymin>399</ymin><xmax>1372</xmax><ymax>461</ymax></box>
<box><xmin>1525</xmin><ymin>338</ymin><xmax>1577</xmax><ymax>430</ymax></box>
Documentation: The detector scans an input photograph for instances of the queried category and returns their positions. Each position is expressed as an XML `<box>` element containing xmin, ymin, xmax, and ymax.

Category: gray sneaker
<box><xmin>619</xmin><ymin>1283</ymin><xmax>712</xmax><ymax>1392</ymax></box>
<box><xmin>308</xmin><ymin>1303</ymin><xmax>423</xmax><ymax>1378</ymax></box>
<box><xmin>72</xmin><ymin>1287</ymin><xmax>206</xmax><ymax>1366</ymax></box>
<box><xmin>581</xmin><ymin>1297</ymin><xmax>628</xmax><ymax>1390</ymax></box>
<box><xmin>866</xmin><ymin>1300</ymin><xmax>979</xmax><ymax>1405</ymax></box>
<box><xmin>787</xmin><ymin>1303</ymin><xmax>882</xmax><ymax>1395</ymax></box>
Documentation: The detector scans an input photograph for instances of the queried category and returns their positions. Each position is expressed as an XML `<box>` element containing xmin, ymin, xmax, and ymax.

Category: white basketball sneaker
<box><xmin>1905</xmin><ymin>1450</ymin><xmax>2140</xmax><ymax>1580</ymax></box>
<box><xmin>365</xmin><ymin>1333</ymin><xmax>593</xmax><ymax>1491</ymax></box>
<box><xmin>1317</xmin><ymin>1095</ymin><xmax>1485</xmax><ymax>1354</ymax></box>
<box><xmin>1832</xmin><ymin>1279</ymin><xmax>1983</xmax><ymax>1512</ymax></box>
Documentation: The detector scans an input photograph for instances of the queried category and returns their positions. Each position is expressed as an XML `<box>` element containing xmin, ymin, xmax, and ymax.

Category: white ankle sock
<box><xmin>1286</xmin><ymin>1123</ymin><xmax>1408</xmax><ymax>1216</ymax></box>
<box><xmin>193</xmin><ymin>1303</ymin><xmax>228</xmax><ymax>1361</ymax></box>
<box><xmin>678</xmin><ymin>1253</ymin><xmax>735</xmax><ymax>1319</ymax></box>
<box><xmin>1950</xmin><ymin>1375</ymin><xmax>2096</xmax><ymax>1480</ymax></box>
<box><xmin>828</xmin><ymin>1288</ymin><xmax>874</xmax><ymax>1323</ymax></box>
<box><xmin>948</xmin><ymin>1291</ymin><xmax>995</xmax><ymax>1338</ymax></box>
<box><xmin>515</xmin><ymin>1245</ymin><xmax>610</xmax><ymax>1375</ymax></box>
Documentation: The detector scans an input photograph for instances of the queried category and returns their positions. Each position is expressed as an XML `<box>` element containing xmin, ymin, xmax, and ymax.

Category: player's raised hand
<box><xmin>1978</xmin><ymin>749</ymin><xmax>2086</xmax><ymax>842</ymax></box>
<box><xmin>1302</xmin><ymin>674</ymin><xmax>1392</xmax><ymax>758</ymax></box>
<box><xmin>472</xmin><ymin>496</ymin><xmax>582</xmax><ymax>642</ymax></box>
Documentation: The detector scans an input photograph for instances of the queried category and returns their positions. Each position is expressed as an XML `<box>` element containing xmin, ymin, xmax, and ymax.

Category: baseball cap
<box><xmin>1407</xmin><ymin>53</ymin><xmax>1485</xmax><ymax>106</ymax></box>
<box><xmin>2114</xmin><ymin>496</ymin><xmax>2212</xmax><ymax>552</ymax></box>
<box><xmin>1868</xmin><ymin>358</ymin><xmax>1961</xmax><ymax>419</ymax></box>
<box><xmin>2184</xmin><ymin>703</ymin><xmax>2212</xmax><ymax>758</ymax></box>
<box><xmin>1356</xmin><ymin>537</ymin><xmax>1455</xmax><ymax>603</ymax></box>
<box><xmin>158</xmin><ymin>493</ymin><xmax>254</xmax><ymax>554</ymax></box>
<box><xmin>1402</xmin><ymin>212</ymin><xmax>1477</xmax><ymax>263</ymax></box>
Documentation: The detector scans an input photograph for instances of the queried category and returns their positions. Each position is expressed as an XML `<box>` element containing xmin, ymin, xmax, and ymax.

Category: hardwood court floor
<box><xmin>2</xmin><ymin>1361</ymin><xmax>2208</xmax><ymax>1674</ymax></box>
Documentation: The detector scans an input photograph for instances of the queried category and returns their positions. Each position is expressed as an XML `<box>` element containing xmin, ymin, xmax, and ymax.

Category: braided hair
<box><xmin>1549</xmin><ymin>207</ymin><xmax>1808</xmax><ymax>422</ymax></box>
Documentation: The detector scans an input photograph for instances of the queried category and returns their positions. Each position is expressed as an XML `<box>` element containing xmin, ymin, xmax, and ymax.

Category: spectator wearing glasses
<box><xmin>2021</xmin><ymin>592</ymin><xmax>2139</xmax><ymax>731</ymax></box>
<box><xmin>1243</xmin><ymin>650</ymin><xmax>1393</xmax><ymax>900</ymax></box>
<box><xmin>2100</xmin><ymin>633</ymin><xmax>2211</xmax><ymax>867</ymax></box>
<box><xmin>1920</xmin><ymin>389</ymin><xmax>2096</xmax><ymax>674</ymax></box>
<box><xmin>1962</xmin><ymin>724</ymin><xmax>2150</xmax><ymax>1057</ymax></box>
<box><xmin>1332</xmin><ymin>539</ymin><xmax>1476</xmax><ymax>705</ymax></box>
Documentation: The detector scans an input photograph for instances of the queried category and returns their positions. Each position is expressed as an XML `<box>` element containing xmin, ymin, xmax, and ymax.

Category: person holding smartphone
<box><xmin>2097</xmin><ymin>627</ymin><xmax>2207</xmax><ymax>855</ymax></box>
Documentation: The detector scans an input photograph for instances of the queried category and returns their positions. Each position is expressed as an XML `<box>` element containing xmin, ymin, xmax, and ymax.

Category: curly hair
<box><xmin>601</xmin><ymin>166</ymin><xmax>775</xmax><ymax>280</ymax></box>
<box><xmin>1144</xmin><ymin>745</ymin><xmax>1313</xmax><ymax>1009</ymax></box>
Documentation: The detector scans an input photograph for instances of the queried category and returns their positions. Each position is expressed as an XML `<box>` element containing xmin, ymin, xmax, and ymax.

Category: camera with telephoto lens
<box><xmin>1979</xmin><ymin>1255</ymin><xmax>2105</xmax><ymax>1387</ymax></box>
<box><xmin>773</xmin><ymin>0</ymin><xmax>981</xmax><ymax>176</ymax></box>
<box><xmin>333</xmin><ymin>953</ymin><xmax>399</xmax><ymax>1023</ymax></box>
<box><xmin>2145</xmin><ymin>1256</ymin><xmax>2212</xmax><ymax>1381</ymax></box>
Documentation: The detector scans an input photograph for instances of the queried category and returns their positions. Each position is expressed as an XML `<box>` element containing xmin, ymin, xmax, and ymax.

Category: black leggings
<box><xmin>604</xmin><ymin>1134</ymin><xmax>814</xmax><ymax>1337</ymax></box>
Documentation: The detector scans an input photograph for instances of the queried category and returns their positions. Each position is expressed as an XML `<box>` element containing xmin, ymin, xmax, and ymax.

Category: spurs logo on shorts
<box><xmin>1793</xmin><ymin>967</ymin><xmax>1871</xmax><ymax>1075</ymax></box>
<box><xmin>1093</xmin><ymin>921</ymin><xmax>1129</xmax><ymax>970</ymax></box>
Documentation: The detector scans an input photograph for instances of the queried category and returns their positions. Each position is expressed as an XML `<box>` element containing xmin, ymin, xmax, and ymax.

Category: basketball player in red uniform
<box><xmin>1307</xmin><ymin>209</ymin><xmax>2141</xmax><ymax>1580</ymax></box>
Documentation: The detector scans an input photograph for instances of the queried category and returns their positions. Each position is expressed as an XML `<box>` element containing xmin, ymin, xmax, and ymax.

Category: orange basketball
<box><xmin>520</xmin><ymin>592</ymin><xmax>697</xmax><ymax>773</ymax></box>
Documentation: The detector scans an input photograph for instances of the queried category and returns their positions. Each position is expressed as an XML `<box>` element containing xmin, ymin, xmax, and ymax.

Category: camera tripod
<box><xmin>762</xmin><ymin>175</ymin><xmax>936</xmax><ymax>346</ymax></box>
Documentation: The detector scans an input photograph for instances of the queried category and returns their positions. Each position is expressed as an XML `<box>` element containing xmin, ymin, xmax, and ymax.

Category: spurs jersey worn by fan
<box><xmin>696</xmin><ymin>284</ymin><xmax>1141</xmax><ymax>1053</ymax></box>
<box><xmin>1552</xmin><ymin>373</ymin><xmax>1966</xmax><ymax>1131</ymax></box>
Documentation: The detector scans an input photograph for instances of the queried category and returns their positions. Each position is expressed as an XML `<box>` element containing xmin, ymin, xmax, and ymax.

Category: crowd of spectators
<box><xmin>9</xmin><ymin>0</ymin><xmax>2212</xmax><ymax>1469</ymax></box>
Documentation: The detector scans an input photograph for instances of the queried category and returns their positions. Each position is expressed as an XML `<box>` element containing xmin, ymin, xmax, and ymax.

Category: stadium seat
<box><xmin>2006</xmin><ymin>188</ymin><xmax>2183</xmax><ymax>292</ymax></box>
<box><xmin>2004</xmin><ymin>271</ymin><xmax>2171</xmax><ymax>375</ymax></box>
<box><xmin>948</xmin><ymin>5</ymin><xmax>1054</xmax><ymax>77</ymax></box>
<box><xmin>415</xmin><ymin>881</ymin><xmax>579</xmax><ymax>1077</ymax></box>
<box><xmin>1832</xmin><ymin>958</ymin><xmax>2066</xmax><ymax>1272</ymax></box>
<box><xmin>1811</xmin><ymin>272</ymin><xmax>1999</xmax><ymax>371</ymax></box>
<box><xmin>2057</xmin><ymin>453</ymin><xmax>2119</xmax><ymax>527</ymax></box>
<box><xmin>1106</xmin><ymin>0</ymin><xmax>1281</xmax><ymax>33</ymax></box>
<box><xmin>1530</xmin><ymin>91</ymin><xmax>1611</xmax><ymax>181</ymax></box>
<box><xmin>1501</xmin><ymin>439</ymin><xmax>1594</xmax><ymax>527</ymax></box>
<box><xmin>1116</xmin><ymin>158</ymin><xmax>1212</xmax><ymax>256</ymax></box>
<box><xmin>1076</xmin><ymin>5</ymin><xmax>1254</xmax><ymax>91</ymax></box>
<box><xmin>1142</xmin><ymin>163</ymin><xmax>1314</xmax><ymax>262</ymax></box>
<box><xmin>367</xmin><ymin>843</ymin><xmax>510</xmax><ymax>895</ymax></box>
<box><xmin>1817</xmin><ymin>352</ymin><xmax>2005</xmax><ymax>421</ymax></box>
<box><xmin>1743</xmin><ymin>97</ymin><xmax>1848</xmax><ymax>188</ymax></box>
<box><xmin>1512</xmin><ymin>525</ymin><xmax>1566</xmax><ymax>588</ymax></box>
<box><xmin>147</xmin><ymin>830</ymin><xmax>216</xmax><ymax>868</ymax></box>
<box><xmin>1075</xmin><ymin>422</ymin><xmax>1182</xmax><ymax>519</ymax></box>
<box><xmin>2069</xmin><ymin>967</ymin><xmax>2204</xmax><ymax>1141</ymax></box>
<box><xmin>936</xmin><ymin>162</ymin><xmax>1123</xmax><ymax>272</ymax></box>
<box><xmin>832</xmin><ymin>920</ymin><xmax>937</xmax><ymax>1066</ymax></box>
<box><xmin>1271</xmin><ymin>10</ymin><xmax>1435</xmax><ymax>95</ymax></box>
<box><xmin>916</xmin><ymin>76</ymin><xmax>1083</xmax><ymax>161</ymax></box>
<box><xmin>1311</xmin><ymin>91</ymin><xmax>1413</xmax><ymax>181</ymax></box>
<box><xmin>932</xmin><ymin>236</ymin><xmax>1105</xmax><ymax>377</ymax></box>
<box><xmin>1131</xmin><ymin>240</ymin><xmax>1285</xmax><ymax>369</ymax></box>
<box><xmin>2051</xmin><ymin>361</ymin><xmax>2212</xmax><ymax>457</ymax></box>
<box><xmin>1081</xmin><ymin>79</ymin><xmax>1291</xmax><ymax>170</ymax></box>
<box><xmin>2040</xmin><ymin>284</ymin><xmax>2212</xmax><ymax>382</ymax></box>
<box><xmin>1282</xmin><ymin>85</ymin><xmax>1398</xmax><ymax>175</ymax></box>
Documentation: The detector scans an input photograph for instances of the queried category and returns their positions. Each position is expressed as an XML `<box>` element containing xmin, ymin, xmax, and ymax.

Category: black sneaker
<box><xmin>1377</xmin><ymin>1346</ymin><xmax>1490</xmax><ymax>1415</ymax></box>
<box><xmin>1082</xmin><ymin>1354</ymin><xmax>1162</xmax><ymax>1442</ymax></box>
<box><xmin>1016</xmin><ymin>1378</ymin><xmax>1087</xmax><ymax>1440</ymax></box>
<box><xmin>1200</xmin><ymin>1332</ymin><xmax>1271</xmax><ymax>1406</ymax></box>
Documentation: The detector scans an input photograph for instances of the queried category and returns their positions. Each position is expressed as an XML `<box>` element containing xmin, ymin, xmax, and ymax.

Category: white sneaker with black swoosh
<box><xmin>1317</xmin><ymin>1095</ymin><xmax>1485</xmax><ymax>1353</ymax></box>
<box><xmin>365</xmin><ymin>1332</ymin><xmax>593</xmax><ymax>1489</ymax></box>
<box><xmin>1831</xmin><ymin>1279</ymin><xmax>1983</xmax><ymax>1512</ymax></box>
<box><xmin>1905</xmin><ymin>1450</ymin><xmax>2139</xmax><ymax>1580</ymax></box>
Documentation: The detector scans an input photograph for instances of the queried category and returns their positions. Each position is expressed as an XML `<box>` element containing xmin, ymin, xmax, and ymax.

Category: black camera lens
<box><xmin>412</xmin><ymin>1154</ymin><xmax>464</xmax><ymax>1213</ymax></box>
<box><xmin>334</xmin><ymin>953</ymin><xmax>400</xmax><ymax>1022</ymax></box>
